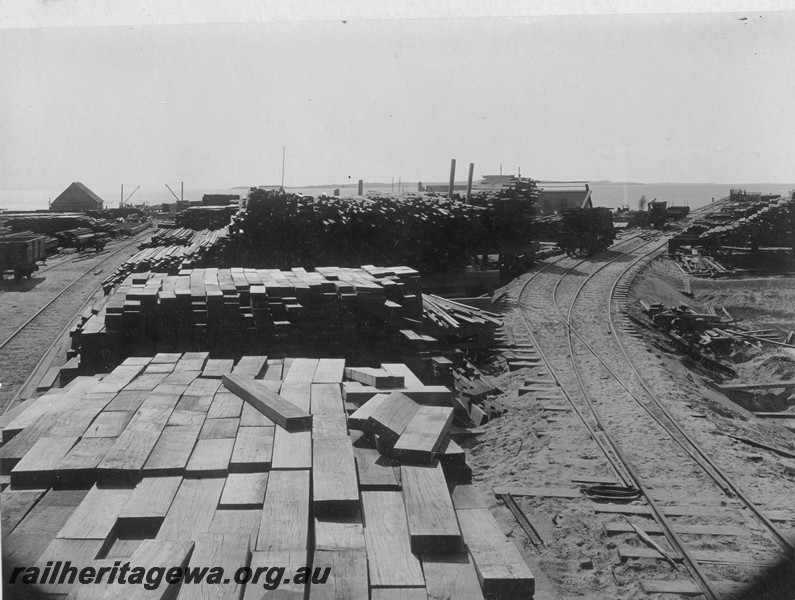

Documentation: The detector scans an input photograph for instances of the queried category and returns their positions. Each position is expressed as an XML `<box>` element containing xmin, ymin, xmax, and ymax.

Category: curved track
<box><xmin>510</xmin><ymin>207</ymin><xmax>792</xmax><ymax>598</ymax></box>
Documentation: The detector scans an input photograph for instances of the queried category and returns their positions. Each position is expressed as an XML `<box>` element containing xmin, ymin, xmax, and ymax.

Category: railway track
<box><xmin>0</xmin><ymin>234</ymin><xmax>147</xmax><ymax>412</ymax></box>
<box><xmin>506</xmin><ymin>205</ymin><xmax>793</xmax><ymax>598</ymax></box>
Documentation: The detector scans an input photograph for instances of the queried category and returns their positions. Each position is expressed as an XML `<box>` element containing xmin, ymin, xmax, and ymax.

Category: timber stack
<box><xmin>229</xmin><ymin>186</ymin><xmax>536</xmax><ymax>273</ymax></box>
<box><xmin>0</xmin><ymin>354</ymin><xmax>534</xmax><ymax>599</ymax></box>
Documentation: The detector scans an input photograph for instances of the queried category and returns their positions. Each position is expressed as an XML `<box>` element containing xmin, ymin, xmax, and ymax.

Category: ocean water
<box><xmin>1</xmin><ymin>183</ymin><xmax>793</xmax><ymax>213</ymax></box>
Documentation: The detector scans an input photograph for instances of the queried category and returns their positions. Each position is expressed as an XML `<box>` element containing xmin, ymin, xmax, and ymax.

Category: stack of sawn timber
<box><xmin>77</xmin><ymin>265</ymin><xmax>422</xmax><ymax>369</ymax></box>
<box><xmin>420</xmin><ymin>294</ymin><xmax>502</xmax><ymax>348</ymax></box>
<box><xmin>101</xmin><ymin>227</ymin><xmax>229</xmax><ymax>290</ymax></box>
<box><xmin>0</xmin><ymin>354</ymin><xmax>534</xmax><ymax>600</ymax></box>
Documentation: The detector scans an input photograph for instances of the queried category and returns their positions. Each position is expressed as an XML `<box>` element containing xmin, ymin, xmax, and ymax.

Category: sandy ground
<box><xmin>464</xmin><ymin>256</ymin><xmax>795</xmax><ymax>600</ymax></box>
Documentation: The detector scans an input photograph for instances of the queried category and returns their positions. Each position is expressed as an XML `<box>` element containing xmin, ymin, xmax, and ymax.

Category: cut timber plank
<box><xmin>239</xmin><ymin>402</ymin><xmax>276</xmax><ymax>427</ymax></box>
<box><xmin>311</xmin><ymin>383</ymin><xmax>345</xmax><ymax>416</ymax></box>
<box><xmin>382</xmin><ymin>363</ymin><xmax>424</xmax><ymax>387</ymax></box>
<box><xmin>53</xmin><ymin>437</ymin><xmax>116</xmax><ymax>487</ymax></box>
<box><xmin>118</xmin><ymin>476</ymin><xmax>182</xmax><ymax>525</ymax></box>
<box><xmin>104</xmin><ymin>391</ymin><xmax>154</xmax><ymax>413</ymax></box>
<box><xmin>456</xmin><ymin>508</ymin><xmax>535</xmax><ymax>599</ymax></box>
<box><xmin>310</xmin><ymin>549</ymin><xmax>368</xmax><ymax>600</ymax></box>
<box><xmin>11</xmin><ymin>436</ymin><xmax>79</xmax><ymax>488</ymax></box>
<box><xmin>256</xmin><ymin>469</ymin><xmax>310</xmax><ymax>552</ymax></box>
<box><xmin>271</xmin><ymin>426</ymin><xmax>312</xmax><ymax>470</ymax></box>
<box><xmin>57</xmin><ymin>485</ymin><xmax>131</xmax><ymax>541</ymax></box>
<box><xmin>82</xmin><ymin>410</ymin><xmax>134</xmax><ymax>437</ymax></box>
<box><xmin>313</xmin><ymin>417</ymin><xmax>359</xmax><ymax>516</ymax></box>
<box><xmin>1</xmin><ymin>489</ymin><xmax>46</xmax><ymax>537</ymax></box>
<box><xmin>143</xmin><ymin>424</ymin><xmax>202</xmax><ymax>476</ymax></box>
<box><xmin>199</xmin><ymin>417</ymin><xmax>240</xmax><ymax>439</ymax></box>
<box><xmin>232</xmin><ymin>355</ymin><xmax>269</xmax><ymax>378</ymax></box>
<box><xmin>167</xmin><ymin>410</ymin><xmax>207</xmax><ymax>428</ymax></box>
<box><xmin>230</xmin><ymin>426</ymin><xmax>274</xmax><ymax>473</ymax></box>
<box><xmin>219</xmin><ymin>472</ymin><xmax>269</xmax><ymax>509</ymax></box>
<box><xmin>345</xmin><ymin>367</ymin><xmax>405</xmax><ymax>388</ymax></box>
<box><xmin>245</xmin><ymin>550</ymin><xmax>308</xmax><ymax>600</ymax></box>
<box><xmin>401</xmin><ymin>462</ymin><xmax>462</xmax><ymax>554</ymax></box>
<box><xmin>348</xmin><ymin>394</ymin><xmax>390</xmax><ymax>430</ymax></box>
<box><xmin>156</xmin><ymin>477</ymin><xmax>226</xmax><ymax>543</ymax></box>
<box><xmin>392</xmin><ymin>406</ymin><xmax>454</xmax><ymax>463</ymax></box>
<box><xmin>280</xmin><ymin>382</ymin><xmax>312</xmax><ymax>413</ymax></box>
<box><xmin>370</xmin><ymin>589</ymin><xmax>428</xmax><ymax>600</ymax></box>
<box><xmin>313</xmin><ymin>358</ymin><xmax>346</xmax><ymax>383</ymax></box>
<box><xmin>314</xmin><ymin>519</ymin><xmax>365</xmax><ymax>551</ymax></box>
<box><xmin>344</xmin><ymin>383</ymin><xmax>450</xmax><ymax>405</ymax></box>
<box><xmin>201</xmin><ymin>358</ymin><xmax>235</xmax><ymax>378</ymax></box>
<box><xmin>423</xmin><ymin>553</ymin><xmax>485</xmax><ymax>600</ymax></box>
<box><xmin>366</xmin><ymin>392</ymin><xmax>420</xmax><ymax>447</ymax></box>
<box><xmin>176</xmin><ymin>394</ymin><xmax>214</xmax><ymax>412</ymax></box>
<box><xmin>31</xmin><ymin>538</ymin><xmax>105</xmax><ymax>595</ymax></box>
<box><xmin>717</xmin><ymin>380</ymin><xmax>795</xmax><ymax>391</ymax></box>
<box><xmin>223</xmin><ymin>373</ymin><xmax>312</xmax><ymax>431</ymax></box>
<box><xmin>450</xmin><ymin>484</ymin><xmax>491</xmax><ymax>510</ymax></box>
<box><xmin>281</xmin><ymin>357</ymin><xmax>319</xmax><ymax>384</ymax></box>
<box><xmin>492</xmin><ymin>486</ymin><xmax>582</xmax><ymax>499</ymax></box>
<box><xmin>208</xmin><ymin>509</ymin><xmax>262</xmax><ymax>539</ymax></box>
<box><xmin>185</xmin><ymin>438</ymin><xmax>235</xmax><ymax>477</ymax></box>
<box><xmin>361</xmin><ymin>491</ymin><xmax>424</xmax><ymax>587</ymax></box>
<box><xmin>101</xmin><ymin>539</ymin><xmax>194</xmax><ymax>599</ymax></box>
<box><xmin>353</xmin><ymin>445</ymin><xmax>400</xmax><ymax>491</ymax></box>
<box><xmin>640</xmin><ymin>579</ymin><xmax>747</xmax><ymax>596</ymax></box>
<box><xmin>184</xmin><ymin>377</ymin><xmax>223</xmax><ymax>398</ymax></box>
<box><xmin>179</xmin><ymin>533</ymin><xmax>250</xmax><ymax>600</ymax></box>
<box><xmin>207</xmin><ymin>392</ymin><xmax>244</xmax><ymax>419</ymax></box>
<box><xmin>604</xmin><ymin>521</ymin><xmax>750</xmax><ymax>537</ymax></box>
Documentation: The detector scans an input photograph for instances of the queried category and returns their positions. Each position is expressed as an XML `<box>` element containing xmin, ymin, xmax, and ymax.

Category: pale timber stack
<box><xmin>0</xmin><ymin>354</ymin><xmax>534</xmax><ymax>599</ymax></box>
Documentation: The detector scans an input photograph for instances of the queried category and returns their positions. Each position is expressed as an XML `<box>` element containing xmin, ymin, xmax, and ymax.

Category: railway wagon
<box><xmin>557</xmin><ymin>207</ymin><xmax>616</xmax><ymax>256</ymax></box>
<box><xmin>0</xmin><ymin>232</ymin><xmax>47</xmax><ymax>281</ymax></box>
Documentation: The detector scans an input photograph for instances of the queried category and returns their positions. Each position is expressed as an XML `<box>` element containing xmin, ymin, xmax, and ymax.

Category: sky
<box><xmin>1</xmin><ymin>3</ymin><xmax>794</xmax><ymax>190</ymax></box>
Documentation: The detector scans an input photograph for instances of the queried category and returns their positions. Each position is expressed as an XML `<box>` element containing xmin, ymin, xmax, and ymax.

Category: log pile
<box><xmin>0</xmin><ymin>355</ymin><xmax>535</xmax><ymax>599</ymax></box>
<box><xmin>230</xmin><ymin>187</ymin><xmax>536</xmax><ymax>273</ymax></box>
<box><xmin>100</xmin><ymin>228</ymin><xmax>229</xmax><ymax>290</ymax></box>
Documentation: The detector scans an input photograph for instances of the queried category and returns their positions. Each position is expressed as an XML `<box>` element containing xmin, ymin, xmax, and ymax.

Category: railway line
<box><xmin>0</xmin><ymin>232</ymin><xmax>149</xmax><ymax>412</ymax></box>
<box><xmin>505</xmin><ymin>207</ymin><xmax>794</xmax><ymax>598</ymax></box>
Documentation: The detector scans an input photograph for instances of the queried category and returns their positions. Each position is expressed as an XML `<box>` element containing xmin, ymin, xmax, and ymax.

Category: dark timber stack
<box><xmin>0</xmin><ymin>354</ymin><xmax>533</xmax><ymax>599</ymax></box>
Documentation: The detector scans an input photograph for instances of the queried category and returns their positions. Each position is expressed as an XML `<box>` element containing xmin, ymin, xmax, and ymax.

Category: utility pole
<box><xmin>448</xmin><ymin>159</ymin><xmax>456</xmax><ymax>201</ymax></box>
<box><xmin>281</xmin><ymin>146</ymin><xmax>286</xmax><ymax>188</ymax></box>
<box><xmin>398</xmin><ymin>177</ymin><xmax>402</xmax><ymax>195</ymax></box>
<box><xmin>466</xmin><ymin>162</ymin><xmax>475</xmax><ymax>204</ymax></box>
<box><xmin>181</xmin><ymin>181</ymin><xmax>184</xmax><ymax>202</ymax></box>
<box><xmin>120</xmin><ymin>184</ymin><xmax>124</xmax><ymax>208</ymax></box>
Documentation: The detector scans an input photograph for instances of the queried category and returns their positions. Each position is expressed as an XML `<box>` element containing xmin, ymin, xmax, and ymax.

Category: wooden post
<box><xmin>120</xmin><ymin>185</ymin><xmax>124</xmax><ymax>208</ymax></box>
<box><xmin>358</xmin><ymin>180</ymin><xmax>364</xmax><ymax>195</ymax></box>
<box><xmin>466</xmin><ymin>163</ymin><xmax>474</xmax><ymax>204</ymax></box>
<box><xmin>448</xmin><ymin>159</ymin><xmax>456</xmax><ymax>201</ymax></box>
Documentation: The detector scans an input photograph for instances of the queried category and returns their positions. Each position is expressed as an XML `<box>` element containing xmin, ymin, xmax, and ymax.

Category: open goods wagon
<box><xmin>557</xmin><ymin>207</ymin><xmax>616</xmax><ymax>256</ymax></box>
<box><xmin>0</xmin><ymin>233</ymin><xmax>47</xmax><ymax>281</ymax></box>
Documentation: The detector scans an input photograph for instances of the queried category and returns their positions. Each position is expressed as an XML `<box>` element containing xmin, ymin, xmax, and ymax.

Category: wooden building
<box><xmin>537</xmin><ymin>182</ymin><xmax>592</xmax><ymax>215</ymax></box>
<box><xmin>50</xmin><ymin>182</ymin><xmax>105</xmax><ymax>213</ymax></box>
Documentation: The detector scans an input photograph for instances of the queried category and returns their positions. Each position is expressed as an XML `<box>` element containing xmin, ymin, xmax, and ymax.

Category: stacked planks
<box><xmin>1</xmin><ymin>354</ymin><xmax>534</xmax><ymax>600</ymax></box>
<box><xmin>78</xmin><ymin>265</ymin><xmax>422</xmax><ymax>369</ymax></box>
<box><xmin>422</xmin><ymin>295</ymin><xmax>502</xmax><ymax>348</ymax></box>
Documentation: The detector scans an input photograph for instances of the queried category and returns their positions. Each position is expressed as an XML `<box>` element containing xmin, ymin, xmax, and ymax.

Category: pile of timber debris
<box><xmin>640</xmin><ymin>300</ymin><xmax>795</xmax><ymax>366</ymax></box>
<box><xmin>0</xmin><ymin>354</ymin><xmax>534</xmax><ymax>600</ymax></box>
<box><xmin>229</xmin><ymin>187</ymin><xmax>536</xmax><ymax>273</ymax></box>
<box><xmin>100</xmin><ymin>228</ymin><xmax>229</xmax><ymax>291</ymax></box>
<box><xmin>671</xmin><ymin>250</ymin><xmax>731</xmax><ymax>276</ymax></box>
<box><xmin>422</xmin><ymin>294</ymin><xmax>502</xmax><ymax>348</ymax></box>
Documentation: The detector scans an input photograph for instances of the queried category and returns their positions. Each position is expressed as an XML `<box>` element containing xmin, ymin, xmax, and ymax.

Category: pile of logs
<box><xmin>230</xmin><ymin>188</ymin><xmax>536</xmax><ymax>273</ymax></box>
<box><xmin>176</xmin><ymin>205</ymin><xmax>237</xmax><ymax>230</ymax></box>
<box><xmin>101</xmin><ymin>228</ymin><xmax>229</xmax><ymax>290</ymax></box>
<box><xmin>0</xmin><ymin>354</ymin><xmax>534</xmax><ymax>599</ymax></box>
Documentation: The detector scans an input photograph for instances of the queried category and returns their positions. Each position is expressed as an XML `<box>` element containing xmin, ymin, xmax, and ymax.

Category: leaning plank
<box><xmin>348</xmin><ymin>394</ymin><xmax>390</xmax><ymax>430</ymax></box>
<box><xmin>366</xmin><ymin>392</ymin><xmax>420</xmax><ymax>446</ymax></box>
<box><xmin>219</xmin><ymin>472</ymin><xmax>269</xmax><ymax>509</ymax></box>
<box><xmin>361</xmin><ymin>491</ymin><xmax>425</xmax><ymax>587</ymax></box>
<box><xmin>309</xmin><ymin>549</ymin><xmax>368</xmax><ymax>600</ymax></box>
<box><xmin>271</xmin><ymin>427</ymin><xmax>312</xmax><ymax>470</ymax></box>
<box><xmin>256</xmin><ymin>469</ymin><xmax>310</xmax><ymax>552</ymax></box>
<box><xmin>223</xmin><ymin>373</ymin><xmax>312</xmax><ymax>431</ymax></box>
<box><xmin>230</xmin><ymin>426</ymin><xmax>274</xmax><ymax>473</ymax></box>
<box><xmin>311</xmin><ymin>383</ymin><xmax>346</xmax><ymax>416</ymax></box>
<box><xmin>392</xmin><ymin>406</ymin><xmax>454</xmax><ymax>463</ymax></box>
<box><xmin>185</xmin><ymin>438</ymin><xmax>235</xmax><ymax>477</ymax></box>
<box><xmin>156</xmin><ymin>477</ymin><xmax>226</xmax><ymax>543</ymax></box>
<box><xmin>180</xmin><ymin>533</ymin><xmax>251</xmax><ymax>600</ymax></box>
<box><xmin>456</xmin><ymin>508</ymin><xmax>535</xmax><ymax>599</ymax></box>
<box><xmin>118</xmin><ymin>476</ymin><xmax>183</xmax><ymax>526</ymax></box>
<box><xmin>143</xmin><ymin>424</ymin><xmax>202</xmax><ymax>476</ymax></box>
<box><xmin>313</xmin><ymin>358</ymin><xmax>346</xmax><ymax>383</ymax></box>
<box><xmin>353</xmin><ymin>445</ymin><xmax>400</xmax><ymax>491</ymax></box>
<box><xmin>313</xmin><ymin>417</ymin><xmax>359</xmax><ymax>515</ymax></box>
<box><xmin>57</xmin><ymin>485</ymin><xmax>132</xmax><ymax>541</ymax></box>
<box><xmin>401</xmin><ymin>462</ymin><xmax>462</xmax><ymax>554</ymax></box>
<box><xmin>422</xmin><ymin>553</ymin><xmax>485</xmax><ymax>600</ymax></box>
